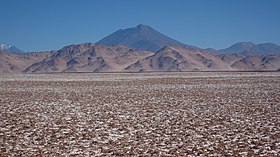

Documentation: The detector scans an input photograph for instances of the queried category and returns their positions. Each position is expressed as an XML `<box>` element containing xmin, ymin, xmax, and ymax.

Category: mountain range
<box><xmin>126</xmin><ymin>46</ymin><xmax>280</xmax><ymax>71</ymax></box>
<box><xmin>1</xmin><ymin>24</ymin><xmax>280</xmax><ymax>73</ymax></box>
<box><xmin>24</xmin><ymin>44</ymin><xmax>152</xmax><ymax>73</ymax></box>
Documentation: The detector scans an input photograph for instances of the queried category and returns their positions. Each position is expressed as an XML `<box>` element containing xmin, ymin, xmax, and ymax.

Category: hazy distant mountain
<box><xmin>219</xmin><ymin>42</ymin><xmax>280</xmax><ymax>55</ymax></box>
<box><xmin>219</xmin><ymin>42</ymin><xmax>255</xmax><ymax>54</ymax></box>
<box><xmin>204</xmin><ymin>48</ymin><xmax>217</xmax><ymax>53</ymax></box>
<box><xmin>97</xmin><ymin>24</ymin><xmax>198</xmax><ymax>52</ymax></box>
<box><xmin>24</xmin><ymin>43</ymin><xmax>152</xmax><ymax>73</ymax></box>
<box><xmin>0</xmin><ymin>44</ymin><xmax>22</xmax><ymax>53</ymax></box>
<box><xmin>243</xmin><ymin>43</ymin><xmax>280</xmax><ymax>55</ymax></box>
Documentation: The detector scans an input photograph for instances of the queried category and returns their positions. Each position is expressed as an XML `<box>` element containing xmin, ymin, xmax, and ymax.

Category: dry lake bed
<box><xmin>0</xmin><ymin>72</ymin><xmax>279</xmax><ymax>156</ymax></box>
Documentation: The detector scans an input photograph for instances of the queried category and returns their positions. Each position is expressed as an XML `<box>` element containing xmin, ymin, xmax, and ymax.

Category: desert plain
<box><xmin>0</xmin><ymin>72</ymin><xmax>279</xmax><ymax>156</ymax></box>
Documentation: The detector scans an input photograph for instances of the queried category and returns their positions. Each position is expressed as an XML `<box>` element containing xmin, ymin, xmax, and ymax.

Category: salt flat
<box><xmin>0</xmin><ymin>72</ymin><xmax>279</xmax><ymax>156</ymax></box>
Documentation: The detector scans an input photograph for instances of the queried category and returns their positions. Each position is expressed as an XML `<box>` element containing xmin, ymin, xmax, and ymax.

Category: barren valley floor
<box><xmin>0</xmin><ymin>72</ymin><xmax>279</xmax><ymax>156</ymax></box>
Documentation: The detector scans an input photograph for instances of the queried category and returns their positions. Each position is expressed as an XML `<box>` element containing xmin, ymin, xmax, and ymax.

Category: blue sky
<box><xmin>0</xmin><ymin>0</ymin><xmax>280</xmax><ymax>52</ymax></box>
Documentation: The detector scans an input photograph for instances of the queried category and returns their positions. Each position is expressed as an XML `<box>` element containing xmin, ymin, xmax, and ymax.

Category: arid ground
<box><xmin>0</xmin><ymin>72</ymin><xmax>279</xmax><ymax>156</ymax></box>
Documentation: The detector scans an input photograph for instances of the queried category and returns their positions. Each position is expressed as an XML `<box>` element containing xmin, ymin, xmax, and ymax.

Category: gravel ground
<box><xmin>0</xmin><ymin>72</ymin><xmax>279</xmax><ymax>156</ymax></box>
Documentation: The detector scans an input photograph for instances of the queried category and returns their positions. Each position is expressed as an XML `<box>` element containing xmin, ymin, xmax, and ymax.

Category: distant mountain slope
<box><xmin>0</xmin><ymin>51</ymin><xmax>53</xmax><ymax>73</ymax></box>
<box><xmin>0</xmin><ymin>44</ymin><xmax>22</xmax><ymax>53</ymax></box>
<box><xmin>243</xmin><ymin>43</ymin><xmax>280</xmax><ymax>55</ymax></box>
<box><xmin>219</xmin><ymin>42</ymin><xmax>255</xmax><ymax>54</ymax></box>
<box><xmin>97</xmin><ymin>24</ymin><xmax>197</xmax><ymax>52</ymax></box>
<box><xmin>24</xmin><ymin>43</ymin><xmax>153</xmax><ymax>73</ymax></box>
<box><xmin>231</xmin><ymin>55</ymin><xmax>280</xmax><ymax>70</ymax></box>
<box><xmin>219</xmin><ymin>42</ymin><xmax>280</xmax><ymax>55</ymax></box>
<box><xmin>125</xmin><ymin>46</ymin><xmax>235</xmax><ymax>71</ymax></box>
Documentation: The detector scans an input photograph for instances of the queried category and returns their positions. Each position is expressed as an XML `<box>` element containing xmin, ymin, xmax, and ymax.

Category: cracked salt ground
<box><xmin>0</xmin><ymin>72</ymin><xmax>279</xmax><ymax>156</ymax></box>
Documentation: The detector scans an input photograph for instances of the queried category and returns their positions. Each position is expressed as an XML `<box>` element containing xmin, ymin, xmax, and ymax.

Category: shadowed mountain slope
<box><xmin>126</xmin><ymin>45</ymin><xmax>280</xmax><ymax>72</ymax></box>
<box><xmin>24</xmin><ymin>43</ymin><xmax>152</xmax><ymax>73</ymax></box>
<box><xmin>126</xmin><ymin>46</ymin><xmax>235</xmax><ymax>71</ymax></box>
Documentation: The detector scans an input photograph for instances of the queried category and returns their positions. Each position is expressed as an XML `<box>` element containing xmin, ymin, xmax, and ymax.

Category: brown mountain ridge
<box><xmin>24</xmin><ymin>43</ymin><xmax>152</xmax><ymax>73</ymax></box>
<box><xmin>1</xmin><ymin>43</ymin><xmax>280</xmax><ymax>73</ymax></box>
<box><xmin>1</xmin><ymin>43</ymin><xmax>279</xmax><ymax>73</ymax></box>
<box><xmin>0</xmin><ymin>43</ymin><xmax>276</xmax><ymax>73</ymax></box>
<box><xmin>0</xmin><ymin>51</ymin><xmax>53</xmax><ymax>73</ymax></box>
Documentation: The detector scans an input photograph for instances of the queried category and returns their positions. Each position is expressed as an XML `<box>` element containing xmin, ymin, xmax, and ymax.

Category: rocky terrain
<box><xmin>0</xmin><ymin>72</ymin><xmax>279</xmax><ymax>156</ymax></box>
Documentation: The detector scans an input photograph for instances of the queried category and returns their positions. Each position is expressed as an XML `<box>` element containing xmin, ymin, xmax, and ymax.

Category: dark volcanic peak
<box><xmin>136</xmin><ymin>24</ymin><xmax>151</xmax><ymax>30</ymax></box>
<box><xmin>97</xmin><ymin>24</ymin><xmax>198</xmax><ymax>52</ymax></box>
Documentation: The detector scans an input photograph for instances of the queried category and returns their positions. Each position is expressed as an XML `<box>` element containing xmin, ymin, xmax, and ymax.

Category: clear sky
<box><xmin>1</xmin><ymin>0</ymin><xmax>280</xmax><ymax>52</ymax></box>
